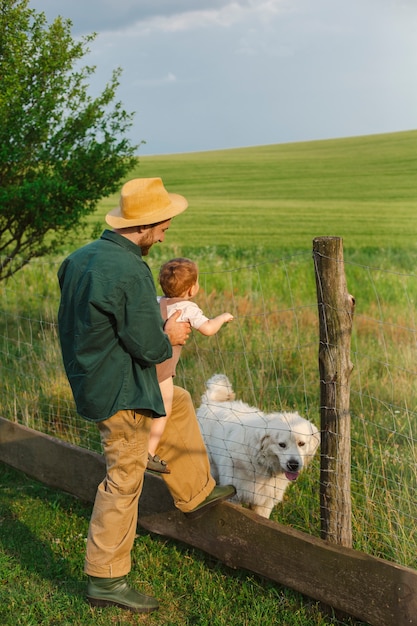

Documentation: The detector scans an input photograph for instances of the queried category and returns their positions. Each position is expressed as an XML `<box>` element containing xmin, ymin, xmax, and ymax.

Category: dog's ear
<box><xmin>259</xmin><ymin>434</ymin><xmax>274</xmax><ymax>461</ymax></box>
<box><xmin>258</xmin><ymin>434</ymin><xmax>282</xmax><ymax>474</ymax></box>
<box><xmin>260</xmin><ymin>434</ymin><xmax>271</xmax><ymax>451</ymax></box>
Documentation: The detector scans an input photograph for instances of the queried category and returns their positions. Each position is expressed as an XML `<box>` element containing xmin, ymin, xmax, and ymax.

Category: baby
<box><xmin>147</xmin><ymin>257</ymin><xmax>234</xmax><ymax>474</ymax></box>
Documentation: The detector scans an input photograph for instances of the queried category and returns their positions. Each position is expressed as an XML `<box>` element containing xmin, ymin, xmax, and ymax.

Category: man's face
<box><xmin>140</xmin><ymin>219</ymin><xmax>171</xmax><ymax>255</ymax></box>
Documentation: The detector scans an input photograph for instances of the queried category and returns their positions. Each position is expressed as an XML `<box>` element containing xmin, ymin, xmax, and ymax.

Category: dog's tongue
<box><xmin>285</xmin><ymin>471</ymin><xmax>299</xmax><ymax>481</ymax></box>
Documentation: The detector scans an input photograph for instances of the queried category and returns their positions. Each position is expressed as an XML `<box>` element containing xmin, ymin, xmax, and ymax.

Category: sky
<box><xmin>31</xmin><ymin>0</ymin><xmax>417</xmax><ymax>155</ymax></box>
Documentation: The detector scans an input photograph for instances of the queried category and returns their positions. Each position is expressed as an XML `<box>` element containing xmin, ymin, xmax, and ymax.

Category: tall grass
<box><xmin>2</xmin><ymin>246</ymin><xmax>416</xmax><ymax>570</ymax></box>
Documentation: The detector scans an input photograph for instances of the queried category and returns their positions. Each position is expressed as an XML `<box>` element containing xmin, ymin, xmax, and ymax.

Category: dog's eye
<box><xmin>279</xmin><ymin>443</ymin><xmax>287</xmax><ymax>449</ymax></box>
<box><xmin>298</xmin><ymin>441</ymin><xmax>306</xmax><ymax>447</ymax></box>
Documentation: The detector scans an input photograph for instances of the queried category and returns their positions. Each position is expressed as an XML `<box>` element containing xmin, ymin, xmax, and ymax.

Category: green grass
<box><xmin>77</xmin><ymin>129</ymin><xmax>417</xmax><ymax>259</ymax></box>
<box><xmin>0</xmin><ymin>464</ymin><xmax>364</xmax><ymax>625</ymax></box>
<box><xmin>1</xmin><ymin>130</ymin><xmax>417</xmax><ymax>623</ymax></box>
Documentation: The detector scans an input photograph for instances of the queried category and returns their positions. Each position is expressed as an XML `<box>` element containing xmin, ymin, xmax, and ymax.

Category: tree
<box><xmin>0</xmin><ymin>0</ymin><xmax>139</xmax><ymax>280</ymax></box>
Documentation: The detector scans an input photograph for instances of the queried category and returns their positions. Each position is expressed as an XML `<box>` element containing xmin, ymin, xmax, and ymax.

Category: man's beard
<box><xmin>139</xmin><ymin>229</ymin><xmax>155</xmax><ymax>256</ymax></box>
<box><xmin>140</xmin><ymin>244</ymin><xmax>152</xmax><ymax>256</ymax></box>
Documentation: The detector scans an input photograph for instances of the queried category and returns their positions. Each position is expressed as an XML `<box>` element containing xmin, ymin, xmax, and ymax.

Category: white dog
<box><xmin>197</xmin><ymin>374</ymin><xmax>320</xmax><ymax>518</ymax></box>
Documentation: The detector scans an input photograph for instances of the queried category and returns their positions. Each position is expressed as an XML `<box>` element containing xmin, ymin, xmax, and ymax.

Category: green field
<box><xmin>1</xmin><ymin>130</ymin><xmax>417</xmax><ymax>625</ymax></box>
<box><xmin>80</xmin><ymin>129</ymin><xmax>417</xmax><ymax>265</ymax></box>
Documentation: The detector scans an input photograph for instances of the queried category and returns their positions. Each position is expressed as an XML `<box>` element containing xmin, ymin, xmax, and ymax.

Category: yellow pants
<box><xmin>84</xmin><ymin>386</ymin><xmax>215</xmax><ymax>577</ymax></box>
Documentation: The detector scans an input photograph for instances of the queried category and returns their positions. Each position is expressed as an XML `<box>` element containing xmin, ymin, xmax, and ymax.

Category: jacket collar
<box><xmin>100</xmin><ymin>229</ymin><xmax>143</xmax><ymax>257</ymax></box>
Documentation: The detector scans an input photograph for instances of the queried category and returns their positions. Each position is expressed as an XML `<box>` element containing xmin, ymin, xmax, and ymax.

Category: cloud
<box><xmin>134</xmin><ymin>72</ymin><xmax>177</xmax><ymax>87</ymax></box>
<box><xmin>34</xmin><ymin>0</ymin><xmax>219</xmax><ymax>34</ymax></box>
<box><xmin>30</xmin><ymin>0</ymin><xmax>417</xmax><ymax>155</ymax></box>
<box><xmin>34</xmin><ymin>0</ymin><xmax>287</xmax><ymax>35</ymax></box>
<box><xmin>142</xmin><ymin>1</ymin><xmax>290</xmax><ymax>33</ymax></box>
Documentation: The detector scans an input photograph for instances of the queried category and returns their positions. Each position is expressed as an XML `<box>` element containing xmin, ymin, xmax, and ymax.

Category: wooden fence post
<box><xmin>313</xmin><ymin>237</ymin><xmax>354</xmax><ymax>548</ymax></box>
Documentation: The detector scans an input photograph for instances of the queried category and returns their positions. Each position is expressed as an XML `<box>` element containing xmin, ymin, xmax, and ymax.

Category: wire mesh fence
<box><xmin>1</xmin><ymin>248</ymin><xmax>416</xmax><ymax>571</ymax></box>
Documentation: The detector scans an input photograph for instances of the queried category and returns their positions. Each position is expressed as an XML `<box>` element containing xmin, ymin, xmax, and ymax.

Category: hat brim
<box><xmin>105</xmin><ymin>193</ymin><xmax>188</xmax><ymax>228</ymax></box>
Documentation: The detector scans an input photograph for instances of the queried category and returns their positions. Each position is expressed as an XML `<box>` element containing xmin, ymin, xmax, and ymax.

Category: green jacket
<box><xmin>57</xmin><ymin>230</ymin><xmax>172</xmax><ymax>422</ymax></box>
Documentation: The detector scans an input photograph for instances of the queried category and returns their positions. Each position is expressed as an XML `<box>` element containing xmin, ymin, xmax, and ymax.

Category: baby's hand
<box><xmin>223</xmin><ymin>313</ymin><xmax>234</xmax><ymax>323</ymax></box>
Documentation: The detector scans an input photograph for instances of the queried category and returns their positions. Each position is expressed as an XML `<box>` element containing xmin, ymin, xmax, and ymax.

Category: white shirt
<box><xmin>157</xmin><ymin>297</ymin><xmax>209</xmax><ymax>330</ymax></box>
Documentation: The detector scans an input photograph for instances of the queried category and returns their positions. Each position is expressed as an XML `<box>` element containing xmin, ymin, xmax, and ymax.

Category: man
<box><xmin>57</xmin><ymin>177</ymin><xmax>235</xmax><ymax>614</ymax></box>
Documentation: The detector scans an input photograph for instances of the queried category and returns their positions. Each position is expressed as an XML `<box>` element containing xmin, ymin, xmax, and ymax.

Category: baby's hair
<box><xmin>159</xmin><ymin>258</ymin><xmax>198</xmax><ymax>298</ymax></box>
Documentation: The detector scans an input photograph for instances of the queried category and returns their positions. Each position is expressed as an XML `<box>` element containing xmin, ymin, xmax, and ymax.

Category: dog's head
<box><xmin>258</xmin><ymin>412</ymin><xmax>320</xmax><ymax>480</ymax></box>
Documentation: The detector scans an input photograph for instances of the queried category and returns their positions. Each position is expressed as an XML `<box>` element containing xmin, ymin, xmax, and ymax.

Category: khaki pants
<box><xmin>84</xmin><ymin>386</ymin><xmax>215</xmax><ymax>577</ymax></box>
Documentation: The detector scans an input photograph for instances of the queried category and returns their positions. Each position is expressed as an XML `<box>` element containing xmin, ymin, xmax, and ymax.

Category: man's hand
<box><xmin>164</xmin><ymin>310</ymin><xmax>191</xmax><ymax>346</ymax></box>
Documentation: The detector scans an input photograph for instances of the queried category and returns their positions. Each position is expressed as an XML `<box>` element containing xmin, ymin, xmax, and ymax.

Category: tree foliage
<box><xmin>0</xmin><ymin>0</ymin><xmax>138</xmax><ymax>280</ymax></box>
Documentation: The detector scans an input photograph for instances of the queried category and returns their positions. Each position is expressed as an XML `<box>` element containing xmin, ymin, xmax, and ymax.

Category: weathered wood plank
<box><xmin>1</xmin><ymin>416</ymin><xmax>416</xmax><ymax>626</ymax></box>
<box><xmin>139</xmin><ymin>492</ymin><xmax>417</xmax><ymax>626</ymax></box>
<box><xmin>0</xmin><ymin>416</ymin><xmax>105</xmax><ymax>502</ymax></box>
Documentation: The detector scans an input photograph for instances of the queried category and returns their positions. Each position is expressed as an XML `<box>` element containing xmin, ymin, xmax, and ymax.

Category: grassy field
<box><xmin>78</xmin><ymin>129</ymin><xmax>417</xmax><ymax>263</ymax></box>
<box><xmin>1</xmin><ymin>130</ymin><xmax>417</xmax><ymax>624</ymax></box>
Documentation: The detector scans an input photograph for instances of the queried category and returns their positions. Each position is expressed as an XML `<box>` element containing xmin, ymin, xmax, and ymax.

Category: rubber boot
<box><xmin>185</xmin><ymin>484</ymin><xmax>236</xmax><ymax>519</ymax></box>
<box><xmin>86</xmin><ymin>575</ymin><xmax>159</xmax><ymax>613</ymax></box>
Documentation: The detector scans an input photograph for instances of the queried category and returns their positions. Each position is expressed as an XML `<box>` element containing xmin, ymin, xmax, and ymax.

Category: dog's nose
<box><xmin>287</xmin><ymin>460</ymin><xmax>300</xmax><ymax>472</ymax></box>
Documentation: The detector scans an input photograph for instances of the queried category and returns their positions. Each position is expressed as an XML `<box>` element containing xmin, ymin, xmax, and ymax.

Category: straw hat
<box><xmin>105</xmin><ymin>178</ymin><xmax>188</xmax><ymax>228</ymax></box>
